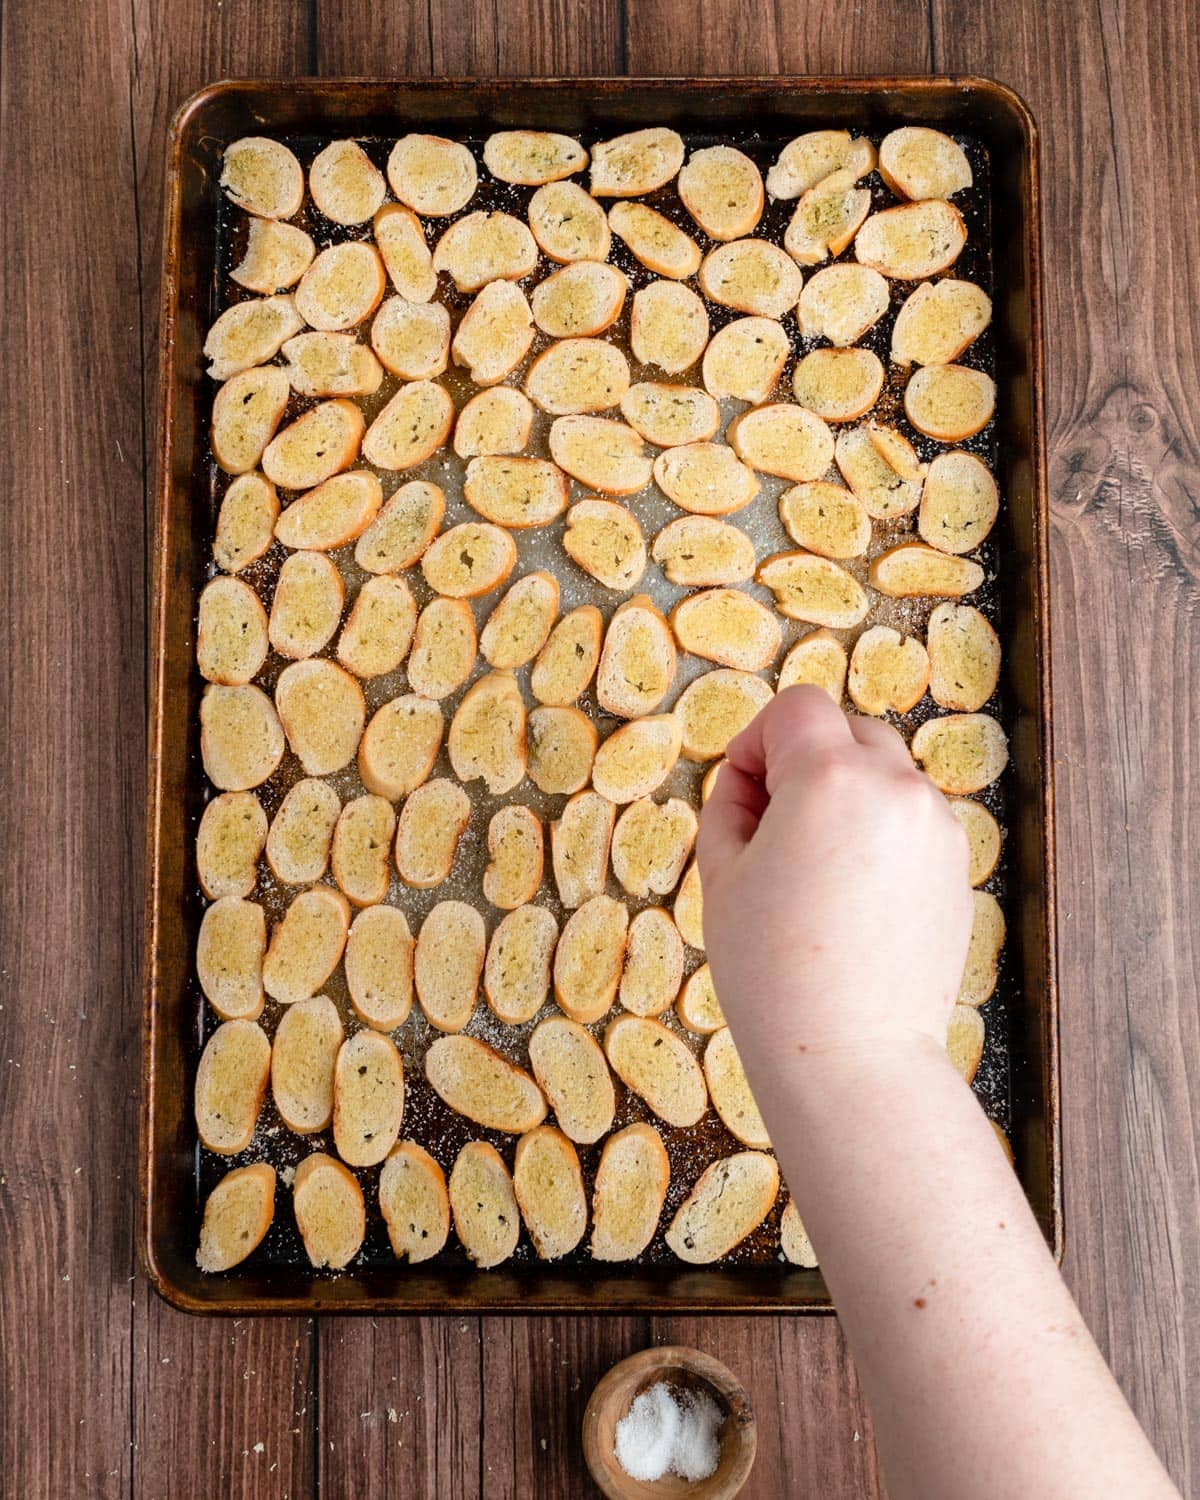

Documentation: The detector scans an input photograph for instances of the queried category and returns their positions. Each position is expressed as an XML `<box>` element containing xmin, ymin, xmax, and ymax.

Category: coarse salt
<box><xmin>614</xmin><ymin>1380</ymin><xmax>723</xmax><ymax>1484</ymax></box>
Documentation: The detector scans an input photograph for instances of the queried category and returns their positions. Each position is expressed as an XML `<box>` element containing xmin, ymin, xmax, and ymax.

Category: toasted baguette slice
<box><xmin>197</xmin><ymin>576</ymin><xmax>269</xmax><ymax>685</ymax></box>
<box><xmin>421</xmin><ymin>521</ymin><xmax>517</xmax><ymax>598</ymax></box>
<box><xmin>219</xmin><ymin>136</ymin><xmax>303</xmax><ymax>219</ymax></box>
<box><xmin>698</xmin><ymin>239</ymin><xmax>803</xmax><ymax>318</ymax></box>
<box><xmin>927</xmin><ymin>603</ymin><xmax>1001</xmax><ymax>712</ymax></box>
<box><xmin>481</xmin><ymin>573</ymin><xmax>560</xmax><ymax>669</ymax></box>
<box><xmin>484</xmin><ymin>130</ymin><xmax>588</xmax><ymax>185</ymax></box>
<box><xmin>727</xmin><ymin>405</ymin><xmax>835</xmax><ymax>484</ymax></box>
<box><xmin>451</xmin><ymin>280</ymin><xmax>534</xmax><ymax>385</ymax></box>
<box><xmin>531</xmin><ymin>262</ymin><xmax>626</xmax><ymax>341</ymax></box>
<box><xmin>834</xmin><ymin>424</ymin><xmax>925</xmax><ymax>519</ymax></box>
<box><xmin>620</xmin><ymin>383</ymin><xmax>720</xmax><ymax>450</ymax></box>
<box><xmin>262</xmin><ymin>887</ymin><xmax>351</xmax><ymax>1005</ymax></box>
<box><xmin>765</xmin><ymin>130</ymin><xmax>876</xmax><ymax>200</ymax></box>
<box><xmin>197</xmin><ymin>793</ymin><xmax>267</xmax><ymax>902</ymax></box>
<box><xmin>948</xmin><ymin>798</ymin><xmax>1002</xmax><ymax>887</ymax></box>
<box><xmin>620</xmin><ymin>907</ymin><xmax>685</xmax><ymax>1017</ymax></box>
<box><xmin>652</xmin><ymin>516</ymin><xmax>755</xmax><ymax>587</ymax></box>
<box><xmin>591</xmin><ymin>1122</ymin><xmax>670</xmax><ymax>1261</ymax></box>
<box><xmin>292</xmin><ymin>1153</ymin><xmax>366</xmax><ymax>1269</ymax></box>
<box><xmin>358</xmin><ymin>694</ymin><xmax>443</xmax><ymax>799</ymax></box>
<box><xmin>778</xmin><ymin>481</ymin><xmax>871</xmax><ymax>560</ymax></box>
<box><xmin>528</xmin><ymin>1017</ymin><xmax>615</xmax><ymax>1145</ymax></box>
<box><xmin>448</xmin><ymin>671</ymin><xmax>527</xmax><ymax>794</ymax></box>
<box><xmin>666</xmin><ymin>1150</ymin><xmax>778</xmax><ymax>1263</ymax></box>
<box><xmin>269</xmin><ymin>551</ymin><xmax>344</xmax><ymax>661</ymax></box>
<box><xmin>406</xmin><ymin>598</ymin><xmax>477</xmax><ymax>699</ymax></box>
<box><xmin>355</xmin><ymin>480</ymin><xmax>445</xmax><ymax>575</ymax></box>
<box><xmin>673</xmin><ymin>860</ymin><xmax>704</xmax><ymax>950</ymax></box>
<box><xmin>778</xmin><ymin>630</ymin><xmax>848</xmax><ymax>702</ymax></box>
<box><xmin>196</xmin><ymin>1163</ymin><xmax>276</xmax><ymax>1272</ymax></box>
<box><xmin>344</xmin><ymin>904</ymin><xmax>414</xmax><ymax>1031</ymax></box>
<box><xmin>414</xmin><ymin>900</ymin><xmax>485</xmax><ymax>1032</ymax></box>
<box><xmin>551</xmin><ymin>417</ymin><xmax>653</xmax><ymax>497</ymax></box>
<box><xmin>701</xmin><ymin>761</ymin><xmax>724</xmax><ymax>802</ymax></box>
<box><xmin>554</xmin><ymin>895</ymin><xmax>629</xmax><ymax>1024</ymax></box>
<box><xmin>200</xmin><ymin>684</ymin><xmax>285</xmax><ymax>792</ymax></box>
<box><xmin>946</xmin><ymin>1002</ymin><xmax>985</xmax><ymax>1084</ymax></box>
<box><xmin>525</xmin><ymin>338</ymin><xmax>630</xmax><ymax>416</ymax></box>
<box><xmin>386</xmin><ymin>134</ymin><xmax>477</xmax><ymax>216</ymax></box>
<box><xmin>904</xmin><ymin>364</ymin><xmax>996</xmax><ymax>442</ymax></box>
<box><xmin>464</xmin><ymin>456</ymin><xmax>569</xmax><ymax>530</ymax></box>
<box><xmin>214</xmin><ymin>472</ymin><xmax>279</xmax><ymax>569</ymax></box>
<box><xmin>670</xmin><ymin>589</ymin><xmax>781</xmax><ymax>672</ymax></box>
<box><xmin>513</xmin><ymin>1126</ymin><xmax>588</xmax><ymax>1260</ymax></box>
<box><xmin>337</xmin><ymin>574</ymin><xmax>417</xmax><ymax>679</ymax></box>
<box><xmin>483</xmin><ymin>807</ymin><xmax>544</xmax><ymax>911</ymax></box>
<box><xmin>332</xmin><ymin>1030</ymin><xmax>405</xmax><ymax>1167</ymax></box>
<box><xmin>891</xmin><ymin>279</ymin><xmax>991</xmax><ymax>367</ymax></box>
<box><xmin>597</xmin><ymin>595</ymin><xmax>677</xmax><ymax>717</ymax></box>
<box><xmin>869</xmin><ymin>542</ymin><xmax>984</xmax><ymax>599</ymax></box>
<box><xmin>197</xmin><ymin>895</ymin><xmax>266</xmax><ymax>1020</ymax></box>
<box><xmin>362</xmin><ymin>380</ymin><xmax>455</xmax><ymax>471</ymax></box>
<box><xmin>653</xmin><ymin>442</ymin><xmax>760</xmax><ymax>517</ymax></box>
<box><xmin>551</xmin><ymin>790</ymin><xmax>615</xmax><ymax>908</ymax></box>
<box><xmin>919</xmin><ymin>451</ymin><xmax>999</xmax><ymax>555</ymax></box>
<box><xmin>855</xmin><ymin>200</ymin><xmax>967</xmax><ymax>279</ymax></box>
<box><xmin>276</xmin><ymin>470</ymin><xmax>383</xmax><ymax>552</ymax></box>
<box><xmin>784</xmin><ymin>169</ymin><xmax>872</xmax><ymax>265</ymax></box>
<box><xmin>204</xmin><ymin>294</ymin><xmax>304</xmax><ymax>381</ymax></box>
<box><xmin>449</xmin><ymin>1142</ymin><xmax>520</xmax><ymax>1267</ymax></box>
<box><xmin>266</xmin><ymin>779</ymin><xmax>340</xmax><ymax>885</ymax></box>
<box><xmin>561</xmin><ymin>501</ymin><xmax>647</xmax><ymax>593</ymax></box>
<box><xmin>878</xmin><ymin>126</ymin><xmax>972</xmax><ymax>200</ymax></box>
<box><xmin>608</xmin><ymin>201</ymin><xmax>701</xmax><ymax>279</ymax></box>
<box><xmin>374</xmin><ymin>203</ymin><xmax>437</xmax><ymax>302</ymax></box>
<box><xmin>427</xmin><ymin>1036</ymin><xmax>547</xmax><ymax>1134</ymax></box>
<box><xmin>527</xmin><ymin>705</ymin><xmax>598</xmax><ymax>795</ymax></box>
<box><xmin>678</xmin><ymin>145</ymin><xmax>764</xmax><ymax>240</ymax></box>
<box><xmin>531</xmin><ymin>606</ymin><xmax>603</xmax><ymax>707</ymax></box>
<box><xmin>791</xmin><ymin>348</ymin><xmax>885</xmax><ymax>424</ymax></box>
<box><xmin>611</xmin><ymin>797</ymin><xmax>698</xmax><ymax>899</ymax></box>
<box><xmin>630</xmin><ymin>281</ymin><xmax>709</xmax><ymax>374</ymax></box>
<box><xmin>211</xmin><ymin>369</ymin><xmax>291</xmax><ymax>475</ymax></box>
<box><xmin>848</xmin><ymin>626</ymin><xmax>930</xmax><ymax>716</ymax></box>
<box><xmin>703</xmin><ymin>1026</ymin><xmax>769</xmax><ymax>1146</ymax></box>
<box><xmin>295</xmin><ymin>243</ymin><xmax>386</xmax><ymax>332</ymax></box>
<box><xmin>959</xmin><ymin>890</ymin><xmax>1005</xmax><ymax>1007</ymax></box>
<box><xmin>275</xmin><ymin>658</ymin><xmax>366</xmax><ymax>777</ymax></box>
<box><xmin>271</xmin><ymin>995</ymin><xmax>343</xmax><ymax>1134</ymax></box>
<box><xmin>911</xmin><ymin>713</ymin><xmax>1009</xmax><ymax>794</ymax></box>
<box><xmin>369</xmin><ymin>296</ymin><xmax>451</xmax><ymax>380</ymax></box>
<box><xmin>262</xmin><ymin>400</ymin><xmax>364</xmax><ymax>491</ymax></box>
<box><xmin>701</xmin><ymin>317</ymin><xmax>789</xmax><ymax>404</ymax></box>
<box><xmin>796</xmin><ymin>264</ymin><xmax>889</xmax><ymax>346</ymax></box>
<box><xmin>394</xmin><ymin>778</ymin><xmax>470</xmax><ymax>889</ymax></box>
<box><xmin>454</xmin><ymin>387</ymin><xmax>535</xmax><ymax>458</ymax></box>
<box><xmin>674</xmin><ymin>668</ymin><xmax>774</xmax><ymax>761</ymax></box>
<box><xmin>604</xmin><ymin>1015</ymin><xmax>708</xmax><ymax>1127</ymax></box>
<box><xmin>379</xmin><ymin>1142</ymin><xmax>451</xmax><ymax>1263</ymax></box>
<box><xmin>432</xmin><ymin>210</ymin><xmax>537</xmax><ymax>291</ymax></box>
<box><xmin>528</xmin><ymin>180</ymin><xmax>611</xmax><ymax>262</ymax></box>
<box><xmin>590</xmin><ymin>127</ymin><xmax>684</xmax><ymax>196</ymax></box>
<box><xmin>282</xmin><ymin>332</ymin><xmax>384</xmax><ymax>398</ymax></box>
<box><xmin>483</xmin><ymin>903</ymin><xmax>557</xmax><ymax>1023</ymax></box>
<box><xmin>309</xmin><ymin>139</ymin><xmax>386</xmax><ymax>224</ymax></box>
<box><xmin>780</xmin><ymin>1199</ymin><xmax>818</xmax><ymax>1267</ymax></box>
<box><xmin>591</xmin><ymin>714</ymin><xmax>682</xmax><ymax>802</ymax></box>
<box><xmin>232</xmin><ymin>217</ymin><xmax>315</xmax><ymax>294</ymax></box>
<box><xmin>194</xmin><ymin>1019</ymin><xmax>271</xmax><ymax>1155</ymax></box>
<box><xmin>676</xmin><ymin>964</ymin><xmax>726</xmax><ymax>1036</ymax></box>
<box><xmin>331</xmin><ymin>794</ymin><xmax>396</xmax><ymax>907</ymax></box>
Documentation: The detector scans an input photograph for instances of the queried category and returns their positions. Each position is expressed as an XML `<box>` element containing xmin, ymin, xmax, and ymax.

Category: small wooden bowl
<box><xmin>582</xmin><ymin>1345</ymin><xmax>757</xmax><ymax>1499</ymax></box>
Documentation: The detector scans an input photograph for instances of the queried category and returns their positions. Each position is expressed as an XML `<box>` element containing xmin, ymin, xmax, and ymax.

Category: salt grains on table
<box><xmin>614</xmin><ymin>1381</ymin><xmax>723</xmax><ymax>1484</ymax></box>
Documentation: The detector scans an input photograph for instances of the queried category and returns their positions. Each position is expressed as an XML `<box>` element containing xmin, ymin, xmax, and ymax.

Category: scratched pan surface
<box><xmin>143</xmin><ymin>78</ymin><xmax>1058</xmax><ymax>1314</ymax></box>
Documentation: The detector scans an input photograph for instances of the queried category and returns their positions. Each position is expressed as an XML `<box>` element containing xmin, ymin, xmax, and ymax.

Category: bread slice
<box><xmin>550</xmin><ymin>417</ymin><xmax>653</xmax><ymax>497</ymax></box>
<box><xmin>308</xmin><ymin>139</ymin><xmax>386</xmax><ymax>225</ymax></box>
<box><xmin>848</xmin><ymin>626</ymin><xmax>931</xmax><ymax>716</ymax></box>
<box><xmin>948</xmin><ymin>797</ymin><xmax>1002</xmax><ymax>887</ymax></box>
<box><xmin>464</xmin><ymin>456</ymin><xmax>569</xmax><ymax>529</ymax></box>
<box><xmin>673</xmin><ymin>860</ymin><xmax>704</xmax><ymax>950</ymax></box>
<box><xmin>197</xmin><ymin>895</ymin><xmax>266</xmax><ymax>1020</ymax></box>
<box><xmin>910</xmin><ymin>712</ymin><xmax>1009</xmax><ymax>794</ymax></box>
<box><xmin>336</xmin><ymin>574</ymin><xmax>417</xmax><ymax>679</ymax></box>
<box><xmin>878</xmin><ymin>126</ymin><xmax>972</xmax><ymax>201</ymax></box>
<box><xmin>869</xmin><ymin>542</ymin><xmax>984</xmax><ymax>599</ymax></box>
<box><xmin>379</xmin><ymin>1142</ymin><xmax>451</xmax><ymax>1263</ymax></box>
<box><xmin>904</xmin><ymin>364</ymin><xmax>996</xmax><ymax>442</ymax></box>
<box><xmin>275</xmin><ymin>658</ymin><xmax>366</xmax><ymax>777</ymax></box>
<box><xmin>292</xmin><ymin>1152</ymin><xmax>366</xmax><ymax>1269</ymax></box>
<box><xmin>369</xmin><ymin>296</ymin><xmax>451</xmax><ymax>380</ymax></box>
<box><xmin>620</xmin><ymin>907</ymin><xmax>685</xmax><ymax>1017</ymax></box>
<box><xmin>483</xmin><ymin>806</ymin><xmax>544</xmax><ymax>910</ymax></box>
<box><xmin>611</xmin><ymin>797</ymin><xmax>698</xmax><ymax>899</ymax></box>
<box><xmin>778</xmin><ymin>629</ymin><xmax>848</xmax><ymax>702</ymax></box>
<box><xmin>765</xmin><ymin>130</ymin><xmax>876</xmax><ymax>200</ymax></box>
<box><xmin>331</xmin><ymin>793</ymin><xmax>397</xmax><ymax>906</ymax></box>
<box><xmin>354</xmin><ymin>479</ymin><xmax>445</xmax><ymax>575</ymax></box>
<box><xmin>484</xmin><ymin>130</ymin><xmax>588</xmax><ymax>185</ymax></box>
<box><xmin>196</xmin><ymin>1162</ymin><xmax>276</xmax><ymax>1272</ymax></box>
<box><xmin>959</xmin><ymin>890</ymin><xmax>1005</xmax><ymax>1007</ymax></box>
<box><xmin>946</xmin><ymin>1002</ymin><xmax>985</xmax><ymax>1084</ymax></box>
<box><xmin>432</xmin><ymin>210</ymin><xmax>537</xmax><ymax>291</ymax></box>
<box><xmin>597</xmin><ymin>595</ymin><xmax>677</xmax><ymax>717</ymax></box>
<box><xmin>551</xmin><ymin>790</ymin><xmax>616</xmax><ymax>908</ymax></box>
<box><xmin>480</xmin><ymin>573</ymin><xmax>559</xmax><ymax>669</ymax></box>
<box><xmin>232</xmin><ymin>218</ymin><xmax>315</xmax><ymax>294</ymax></box>
<box><xmin>791</xmin><ymin>348</ymin><xmax>885</xmax><ymax>424</ymax></box>
<box><xmin>619</xmin><ymin>383</ymin><xmax>720</xmax><ymax>450</ymax></box>
<box><xmin>262</xmin><ymin>887</ymin><xmax>351</xmax><ymax>1005</ymax></box>
<box><xmin>703</xmin><ymin>1026</ymin><xmax>769</xmax><ymax>1146</ymax></box>
<box><xmin>665</xmin><ymin>1150</ymin><xmax>778</xmax><ymax>1263</ymax></box>
<box><xmin>200</xmin><ymin>684</ymin><xmax>285</xmax><ymax>791</ymax></box>
<box><xmin>918</xmin><ymin>451</ymin><xmax>999</xmax><ymax>555</ymax></box>
<box><xmin>854</xmin><ymin>200</ymin><xmax>967</xmax><ymax>280</ymax></box>
<box><xmin>421</xmin><ymin>521</ymin><xmax>517</xmax><ymax>598</ymax></box>
<box><xmin>590</xmin><ymin>127</ymin><xmax>684</xmax><ymax>196</ymax></box>
<box><xmin>295</xmin><ymin>243</ymin><xmax>386</xmax><ymax>332</ymax></box>
<box><xmin>653</xmin><ymin>442</ymin><xmax>760</xmax><ymax>516</ymax></box>
<box><xmin>386</xmin><ymin>134</ymin><xmax>477</xmax><ymax>217</ymax></box>
<box><xmin>528</xmin><ymin>1017</ymin><xmax>616</xmax><ymax>1145</ymax></box>
<box><xmin>671</xmin><ymin>589</ymin><xmax>781</xmax><ymax>672</ymax></box>
<box><xmin>266</xmin><ymin>779</ymin><xmax>340</xmax><ymax>885</ymax></box>
<box><xmin>795</xmin><ymin>264</ymin><xmax>889</xmax><ymax>346</ymax></box>
<box><xmin>344</xmin><ymin>904</ymin><xmax>414</xmax><ymax>1031</ymax></box>
<box><xmin>727</xmin><ymin>405</ymin><xmax>836</xmax><ymax>485</ymax></box>
<box><xmin>527</xmin><ymin>705</ymin><xmax>598</xmax><ymax>795</ymax></box>
<box><xmin>194</xmin><ymin>1019</ymin><xmax>271</xmax><ymax>1155</ymax></box>
<box><xmin>268</xmin><ymin>551</ymin><xmax>344</xmax><ymax>660</ymax></box>
<box><xmin>927</xmin><ymin>603</ymin><xmax>1001</xmax><ymax>712</ymax></box>
<box><xmin>608</xmin><ymin>201</ymin><xmax>701</xmax><ymax>279</ymax></box>
<box><xmin>358</xmin><ymin>694</ymin><xmax>444</xmax><ymax>800</ymax></box>
<box><xmin>415</xmin><ymin>900</ymin><xmax>486</xmax><ymax>1032</ymax></box>
<box><xmin>591</xmin><ymin>714</ymin><xmax>682</xmax><ymax>802</ymax></box>
<box><xmin>219</xmin><ymin>136</ymin><xmax>303</xmax><ymax>220</ymax></box>
<box><xmin>701</xmin><ymin>317</ymin><xmax>789</xmax><ymax>404</ymax></box>
<box><xmin>531</xmin><ymin>606</ymin><xmax>603</xmax><ymax>706</ymax></box>
<box><xmin>780</xmin><ymin>1199</ymin><xmax>818</xmax><ymax>1267</ymax></box>
<box><xmin>362</xmin><ymin>380</ymin><xmax>455</xmax><ymax>471</ymax></box>
<box><xmin>448</xmin><ymin>671</ymin><xmax>527</xmax><ymax>794</ymax></box>
<box><xmin>783</xmin><ymin>169</ymin><xmax>872</xmax><ymax>265</ymax></box>
<box><xmin>630</xmin><ymin>281</ymin><xmax>710</xmax><ymax>374</ymax></box>
<box><xmin>604</xmin><ymin>1015</ymin><xmax>708</xmax><ymax>1127</ymax></box>
<box><xmin>483</xmin><ymin>903</ymin><xmax>557</xmax><ymax>1023</ymax></box>
<box><xmin>282</xmin><ymin>332</ymin><xmax>384</xmax><ymax>399</ymax></box>
<box><xmin>528</xmin><ymin>180</ymin><xmax>611</xmax><ymax>262</ymax></box>
<box><xmin>449</xmin><ymin>1142</ymin><xmax>520</xmax><ymax>1268</ymax></box>
<box><xmin>701</xmin><ymin>761</ymin><xmax>724</xmax><ymax>802</ymax></box>
<box><xmin>758</xmin><ymin>548</ymin><xmax>871</xmax><ymax>628</ymax></box>
<box><xmin>531</xmin><ymin>262</ymin><xmax>626</xmax><ymax>341</ymax></box>
<box><xmin>674</xmin><ymin>668</ymin><xmax>774</xmax><ymax>761</ymax></box>
<box><xmin>591</xmin><ymin>1122</ymin><xmax>670</xmax><ymax>1261</ymax></box>
<box><xmin>197</xmin><ymin>576</ymin><xmax>269</xmax><ymax>685</ymax></box>
<box><xmin>652</xmin><ymin>516</ymin><xmax>755</xmax><ymax>588</ymax></box>
<box><xmin>562</xmin><ymin>499</ymin><xmax>649</xmax><ymax>594</ymax></box>
<box><xmin>513</xmin><ymin>1126</ymin><xmax>588</xmax><ymax>1260</ymax></box>
<box><xmin>676</xmin><ymin>964</ymin><xmax>726</xmax><ymax>1036</ymax></box>
<box><xmin>271</xmin><ymin>995</ymin><xmax>343</xmax><ymax>1133</ymax></box>
<box><xmin>394</xmin><ymin>777</ymin><xmax>471</xmax><ymax>889</ymax></box>
<box><xmin>332</xmin><ymin>1030</ymin><xmax>405</xmax><ymax>1167</ymax></box>
<box><xmin>834</xmin><ymin>425</ymin><xmax>925</xmax><ymax>519</ymax></box>
<box><xmin>778</xmin><ymin>481</ymin><xmax>871</xmax><ymax>560</ymax></box>
<box><xmin>891</xmin><ymin>278</ymin><xmax>991</xmax><ymax>368</ymax></box>
<box><xmin>678</xmin><ymin>145</ymin><xmax>764</xmax><ymax>240</ymax></box>
<box><xmin>262</xmin><ymin>399</ymin><xmax>365</xmax><ymax>491</ymax></box>
<box><xmin>374</xmin><ymin>203</ymin><xmax>438</xmax><ymax>302</ymax></box>
<box><xmin>197</xmin><ymin>793</ymin><xmax>267</xmax><ymax>902</ymax></box>
<box><xmin>525</xmin><ymin>338</ymin><xmax>630</xmax><ymax>417</ymax></box>
<box><xmin>454</xmin><ymin>387</ymin><xmax>535</xmax><ymax>459</ymax></box>
<box><xmin>406</xmin><ymin>598</ymin><xmax>477</xmax><ymax>699</ymax></box>
<box><xmin>698</xmin><ymin>239</ymin><xmax>803</xmax><ymax>318</ymax></box>
<box><xmin>214</xmin><ymin>472</ymin><xmax>280</xmax><ymax>570</ymax></box>
<box><xmin>204</xmin><ymin>295</ymin><xmax>304</xmax><ymax>382</ymax></box>
<box><xmin>554</xmin><ymin>894</ymin><xmax>629</xmax><ymax>1023</ymax></box>
<box><xmin>426</xmin><ymin>1035</ymin><xmax>547</xmax><ymax>1133</ymax></box>
<box><xmin>450</xmin><ymin>280</ymin><xmax>534</xmax><ymax>385</ymax></box>
<box><xmin>211</xmin><ymin>369</ymin><xmax>291</xmax><ymax>475</ymax></box>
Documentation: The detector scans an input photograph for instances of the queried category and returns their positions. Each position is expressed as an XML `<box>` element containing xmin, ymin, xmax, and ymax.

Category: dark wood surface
<box><xmin>1</xmin><ymin>0</ymin><xmax>1196</xmax><ymax>1494</ymax></box>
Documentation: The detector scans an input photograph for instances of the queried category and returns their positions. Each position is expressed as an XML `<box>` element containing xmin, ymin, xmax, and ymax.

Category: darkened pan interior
<box><xmin>144</xmin><ymin>77</ymin><xmax>1058</xmax><ymax>1314</ymax></box>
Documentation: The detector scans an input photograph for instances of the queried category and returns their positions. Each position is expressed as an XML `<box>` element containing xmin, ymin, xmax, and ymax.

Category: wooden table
<box><xmin>2</xmin><ymin>0</ymin><xmax>1197</xmax><ymax>1494</ymax></box>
